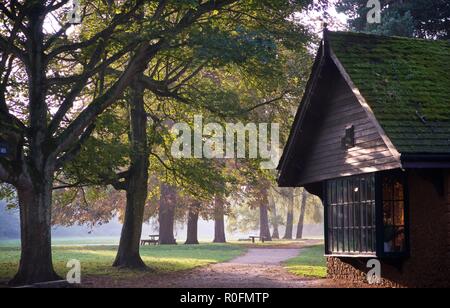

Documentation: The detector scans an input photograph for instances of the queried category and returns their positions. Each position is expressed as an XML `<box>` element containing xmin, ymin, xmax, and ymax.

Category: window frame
<box><xmin>375</xmin><ymin>170</ymin><xmax>410</xmax><ymax>258</ymax></box>
<box><xmin>323</xmin><ymin>170</ymin><xmax>410</xmax><ymax>258</ymax></box>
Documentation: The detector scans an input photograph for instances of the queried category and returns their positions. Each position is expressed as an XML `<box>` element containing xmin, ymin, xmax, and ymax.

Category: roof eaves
<box><xmin>277</xmin><ymin>43</ymin><xmax>326</xmax><ymax>184</ymax></box>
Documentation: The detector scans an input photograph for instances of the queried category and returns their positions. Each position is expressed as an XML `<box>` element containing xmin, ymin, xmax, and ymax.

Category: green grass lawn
<box><xmin>0</xmin><ymin>243</ymin><xmax>245</xmax><ymax>282</ymax></box>
<box><xmin>283</xmin><ymin>245</ymin><xmax>327</xmax><ymax>278</ymax></box>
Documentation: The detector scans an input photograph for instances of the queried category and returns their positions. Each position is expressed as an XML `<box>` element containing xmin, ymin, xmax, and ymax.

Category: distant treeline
<box><xmin>0</xmin><ymin>201</ymin><xmax>124</xmax><ymax>240</ymax></box>
<box><xmin>0</xmin><ymin>201</ymin><xmax>20</xmax><ymax>239</ymax></box>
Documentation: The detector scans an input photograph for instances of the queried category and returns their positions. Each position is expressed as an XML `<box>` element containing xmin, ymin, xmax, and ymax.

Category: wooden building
<box><xmin>278</xmin><ymin>30</ymin><xmax>450</xmax><ymax>287</ymax></box>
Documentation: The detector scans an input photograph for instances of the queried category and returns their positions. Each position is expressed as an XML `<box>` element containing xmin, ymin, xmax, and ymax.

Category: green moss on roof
<box><xmin>328</xmin><ymin>31</ymin><xmax>450</xmax><ymax>154</ymax></box>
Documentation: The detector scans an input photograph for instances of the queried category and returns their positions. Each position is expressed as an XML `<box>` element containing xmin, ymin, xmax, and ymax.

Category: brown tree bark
<box><xmin>269</xmin><ymin>191</ymin><xmax>280</xmax><ymax>239</ymax></box>
<box><xmin>213</xmin><ymin>197</ymin><xmax>226</xmax><ymax>243</ymax></box>
<box><xmin>259</xmin><ymin>188</ymin><xmax>272</xmax><ymax>241</ymax></box>
<box><xmin>296</xmin><ymin>189</ymin><xmax>308</xmax><ymax>240</ymax></box>
<box><xmin>10</xmin><ymin>180</ymin><xmax>61</xmax><ymax>285</ymax></box>
<box><xmin>113</xmin><ymin>79</ymin><xmax>148</xmax><ymax>269</ymax></box>
<box><xmin>283</xmin><ymin>188</ymin><xmax>294</xmax><ymax>239</ymax></box>
<box><xmin>6</xmin><ymin>8</ymin><xmax>61</xmax><ymax>285</ymax></box>
<box><xmin>159</xmin><ymin>184</ymin><xmax>177</xmax><ymax>245</ymax></box>
<box><xmin>185</xmin><ymin>203</ymin><xmax>200</xmax><ymax>245</ymax></box>
<box><xmin>260</xmin><ymin>205</ymin><xmax>272</xmax><ymax>242</ymax></box>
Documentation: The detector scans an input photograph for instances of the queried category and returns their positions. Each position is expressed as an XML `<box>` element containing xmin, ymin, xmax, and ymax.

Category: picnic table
<box><xmin>141</xmin><ymin>234</ymin><xmax>160</xmax><ymax>246</ymax></box>
<box><xmin>249</xmin><ymin>236</ymin><xmax>266</xmax><ymax>243</ymax></box>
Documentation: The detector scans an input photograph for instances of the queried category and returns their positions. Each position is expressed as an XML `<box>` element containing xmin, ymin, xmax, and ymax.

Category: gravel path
<box><xmin>229</xmin><ymin>248</ymin><xmax>300</xmax><ymax>265</ymax></box>
<box><xmin>84</xmin><ymin>243</ymin><xmax>362</xmax><ymax>288</ymax></box>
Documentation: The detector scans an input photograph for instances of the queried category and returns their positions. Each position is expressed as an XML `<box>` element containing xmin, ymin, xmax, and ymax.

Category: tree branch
<box><xmin>55</xmin><ymin>123</ymin><xmax>96</xmax><ymax>169</ymax></box>
<box><xmin>52</xmin><ymin>41</ymin><xmax>163</xmax><ymax>156</ymax></box>
<box><xmin>51</xmin><ymin>0</ymin><xmax>239</xmax><ymax>158</ymax></box>
<box><xmin>44</xmin><ymin>0</ymin><xmax>145</xmax><ymax>58</ymax></box>
<box><xmin>245</xmin><ymin>91</ymin><xmax>290</xmax><ymax>113</ymax></box>
<box><xmin>48</xmin><ymin>38</ymin><xmax>109</xmax><ymax>134</ymax></box>
<box><xmin>0</xmin><ymin>34</ymin><xmax>26</xmax><ymax>63</ymax></box>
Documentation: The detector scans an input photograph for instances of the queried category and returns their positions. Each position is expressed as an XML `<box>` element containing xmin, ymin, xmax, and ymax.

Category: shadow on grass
<box><xmin>0</xmin><ymin>243</ymin><xmax>245</xmax><ymax>283</ymax></box>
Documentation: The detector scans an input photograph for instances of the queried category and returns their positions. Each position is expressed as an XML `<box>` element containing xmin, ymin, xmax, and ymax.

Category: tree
<box><xmin>54</xmin><ymin>0</ymin><xmax>316</xmax><ymax>270</ymax></box>
<box><xmin>269</xmin><ymin>189</ymin><xmax>280</xmax><ymax>239</ymax></box>
<box><xmin>185</xmin><ymin>202</ymin><xmax>201</xmax><ymax>245</ymax></box>
<box><xmin>283</xmin><ymin>188</ymin><xmax>295</xmax><ymax>239</ymax></box>
<box><xmin>113</xmin><ymin>80</ymin><xmax>148</xmax><ymax>268</ymax></box>
<box><xmin>213</xmin><ymin>196</ymin><xmax>226</xmax><ymax>243</ymax></box>
<box><xmin>0</xmin><ymin>0</ymin><xmax>318</xmax><ymax>281</ymax></box>
<box><xmin>336</xmin><ymin>0</ymin><xmax>450</xmax><ymax>39</ymax></box>
<box><xmin>159</xmin><ymin>183</ymin><xmax>177</xmax><ymax>245</ymax></box>
<box><xmin>0</xmin><ymin>0</ymin><xmax>158</xmax><ymax>284</ymax></box>
<box><xmin>0</xmin><ymin>0</ymin><xmax>244</xmax><ymax>284</ymax></box>
<box><xmin>259</xmin><ymin>187</ymin><xmax>272</xmax><ymax>242</ymax></box>
<box><xmin>296</xmin><ymin>189</ymin><xmax>308</xmax><ymax>240</ymax></box>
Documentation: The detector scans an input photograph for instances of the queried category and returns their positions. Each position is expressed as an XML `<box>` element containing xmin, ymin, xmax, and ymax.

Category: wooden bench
<box><xmin>141</xmin><ymin>235</ymin><xmax>160</xmax><ymax>246</ymax></box>
<box><xmin>249</xmin><ymin>236</ymin><xmax>267</xmax><ymax>243</ymax></box>
<box><xmin>140</xmin><ymin>239</ymin><xmax>158</xmax><ymax>246</ymax></box>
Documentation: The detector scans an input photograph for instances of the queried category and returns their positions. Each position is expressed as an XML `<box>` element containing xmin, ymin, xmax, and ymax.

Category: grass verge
<box><xmin>0</xmin><ymin>243</ymin><xmax>245</xmax><ymax>283</ymax></box>
<box><xmin>283</xmin><ymin>244</ymin><xmax>327</xmax><ymax>278</ymax></box>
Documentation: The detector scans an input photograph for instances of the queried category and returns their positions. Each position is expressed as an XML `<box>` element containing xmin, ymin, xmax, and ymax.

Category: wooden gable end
<box><xmin>292</xmin><ymin>61</ymin><xmax>401</xmax><ymax>186</ymax></box>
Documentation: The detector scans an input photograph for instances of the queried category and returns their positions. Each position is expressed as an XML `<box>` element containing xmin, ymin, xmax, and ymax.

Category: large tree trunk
<box><xmin>213</xmin><ymin>197</ymin><xmax>226</xmax><ymax>243</ymax></box>
<box><xmin>113</xmin><ymin>80</ymin><xmax>148</xmax><ymax>269</ymax></box>
<box><xmin>8</xmin><ymin>12</ymin><xmax>61</xmax><ymax>285</ymax></box>
<box><xmin>259</xmin><ymin>188</ymin><xmax>272</xmax><ymax>241</ymax></box>
<box><xmin>185</xmin><ymin>204</ymin><xmax>200</xmax><ymax>245</ymax></box>
<box><xmin>296</xmin><ymin>189</ymin><xmax>308</xmax><ymax>240</ymax></box>
<box><xmin>259</xmin><ymin>205</ymin><xmax>272</xmax><ymax>242</ymax></box>
<box><xmin>10</xmin><ymin>178</ymin><xmax>61</xmax><ymax>285</ymax></box>
<box><xmin>283</xmin><ymin>188</ymin><xmax>294</xmax><ymax>239</ymax></box>
<box><xmin>159</xmin><ymin>184</ymin><xmax>177</xmax><ymax>245</ymax></box>
<box><xmin>269</xmin><ymin>191</ymin><xmax>280</xmax><ymax>239</ymax></box>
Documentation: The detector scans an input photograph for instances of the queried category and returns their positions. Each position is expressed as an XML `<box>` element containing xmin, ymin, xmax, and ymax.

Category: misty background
<box><xmin>0</xmin><ymin>200</ymin><xmax>323</xmax><ymax>243</ymax></box>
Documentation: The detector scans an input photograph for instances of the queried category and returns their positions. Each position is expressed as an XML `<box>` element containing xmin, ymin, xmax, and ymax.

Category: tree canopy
<box><xmin>336</xmin><ymin>0</ymin><xmax>450</xmax><ymax>38</ymax></box>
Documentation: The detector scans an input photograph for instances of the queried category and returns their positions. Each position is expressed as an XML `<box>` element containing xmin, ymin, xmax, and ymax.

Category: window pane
<box><xmin>326</xmin><ymin>174</ymin><xmax>376</xmax><ymax>255</ymax></box>
<box><xmin>372</xmin><ymin>228</ymin><xmax>377</xmax><ymax>252</ymax></box>
<box><xmin>355</xmin><ymin>227</ymin><xmax>361</xmax><ymax>252</ymax></box>
<box><xmin>382</xmin><ymin>172</ymin><xmax>406</xmax><ymax>254</ymax></box>
<box><xmin>394</xmin><ymin>227</ymin><xmax>405</xmax><ymax>252</ymax></box>
<box><xmin>394</xmin><ymin>201</ymin><xmax>404</xmax><ymax>226</ymax></box>
<box><xmin>394</xmin><ymin>180</ymin><xmax>404</xmax><ymax>201</ymax></box>
<box><xmin>342</xmin><ymin>180</ymin><xmax>348</xmax><ymax>204</ymax></box>
<box><xmin>371</xmin><ymin>202</ymin><xmax>376</xmax><ymax>226</ymax></box>
<box><xmin>327</xmin><ymin>203</ymin><xmax>333</xmax><ymax>253</ymax></box>
<box><xmin>383</xmin><ymin>201</ymin><xmax>393</xmax><ymax>225</ymax></box>
<box><xmin>337</xmin><ymin>180</ymin><xmax>343</xmax><ymax>204</ymax></box>
<box><xmin>349</xmin><ymin>203</ymin><xmax>354</xmax><ymax>252</ymax></box>
<box><xmin>360</xmin><ymin>177</ymin><xmax>367</xmax><ymax>202</ymax></box>
<box><xmin>332</xmin><ymin>181</ymin><xmax>336</xmax><ymax>204</ymax></box>
<box><xmin>361</xmin><ymin>200</ymin><xmax>367</xmax><ymax>228</ymax></box>
<box><xmin>333</xmin><ymin>229</ymin><xmax>338</xmax><ymax>252</ymax></box>
<box><xmin>327</xmin><ymin>182</ymin><xmax>333</xmax><ymax>206</ymax></box>
<box><xmin>361</xmin><ymin>226</ymin><xmax>367</xmax><ymax>252</ymax></box>
<box><xmin>383</xmin><ymin>177</ymin><xmax>394</xmax><ymax>200</ymax></box>
<box><xmin>348</xmin><ymin>178</ymin><xmax>353</xmax><ymax>203</ymax></box>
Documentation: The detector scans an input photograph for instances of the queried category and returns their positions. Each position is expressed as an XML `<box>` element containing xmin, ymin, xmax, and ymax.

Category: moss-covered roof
<box><xmin>328</xmin><ymin>31</ymin><xmax>450</xmax><ymax>154</ymax></box>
